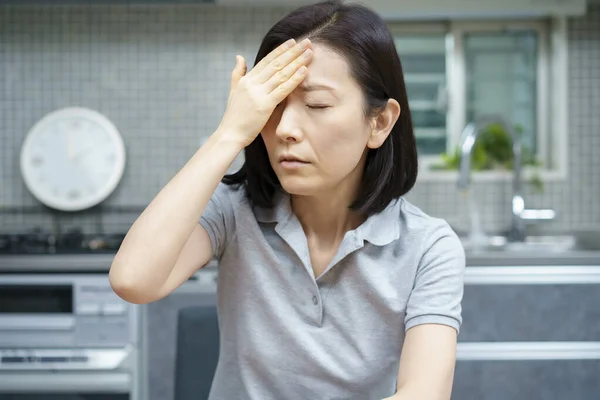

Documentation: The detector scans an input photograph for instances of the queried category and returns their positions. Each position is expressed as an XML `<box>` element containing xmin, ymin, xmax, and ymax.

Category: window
<box><xmin>389</xmin><ymin>19</ymin><xmax>567</xmax><ymax>179</ymax></box>
<box><xmin>465</xmin><ymin>31</ymin><xmax>539</xmax><ymax>153</ymax></box>
<box><xmin>394</xmin><ymin>34</ymin><xmax>448</xmax><ymax>155</ymax></box>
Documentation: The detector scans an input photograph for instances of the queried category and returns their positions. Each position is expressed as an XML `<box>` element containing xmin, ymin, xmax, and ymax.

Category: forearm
<box><xmin>109</xmin><ymin>130</ymin><xmax>242</xmax><ymax>291</ymax></box>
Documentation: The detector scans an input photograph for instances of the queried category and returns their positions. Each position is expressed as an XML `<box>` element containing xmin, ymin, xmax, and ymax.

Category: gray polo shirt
<box><xmin>199</xmin><ymin>183</ymin><xmax>465</xmax><ymax>400</ymax></box>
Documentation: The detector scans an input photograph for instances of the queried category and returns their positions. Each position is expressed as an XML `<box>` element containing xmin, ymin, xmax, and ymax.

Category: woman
<box><xmin>109</xmin><ymin>1</ymin><xmax>465</xmax><ymax>399</ymax></box>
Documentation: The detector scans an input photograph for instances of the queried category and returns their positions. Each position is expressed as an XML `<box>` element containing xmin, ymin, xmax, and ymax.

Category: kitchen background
<box><xmin>1</xmin><ymin>0</ymin><xmax>599</xmax><ymax>400</ymax></box>
<box><xmin>1</xmin><ymin>0</ymin><xmax>599</xmax><ymax>234</ymax></box>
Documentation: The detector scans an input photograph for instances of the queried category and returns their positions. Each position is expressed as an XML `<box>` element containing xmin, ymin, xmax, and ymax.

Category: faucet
<box><xmin>456</xmin><ymin>115</ymin><xmax>555</xmax><ymax>242</ymax></box>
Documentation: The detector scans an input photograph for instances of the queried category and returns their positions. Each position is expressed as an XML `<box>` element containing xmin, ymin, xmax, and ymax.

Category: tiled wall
<box><xmin>1</xmin><ymin>3</ymin><xmax>598</xmax><ymax>236</ymax></box>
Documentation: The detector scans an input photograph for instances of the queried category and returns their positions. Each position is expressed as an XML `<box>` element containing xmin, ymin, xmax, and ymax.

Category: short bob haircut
<box><xmin>223</xmin><ymin>0</ymin><xmax>418</xmax><ymax>217</ymax></box>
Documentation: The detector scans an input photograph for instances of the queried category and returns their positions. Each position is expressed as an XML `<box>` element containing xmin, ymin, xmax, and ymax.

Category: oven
<box><xmin>0</xmin><ymin>262</ymin><xmax>141</xmax><ymax>400</ymax></box>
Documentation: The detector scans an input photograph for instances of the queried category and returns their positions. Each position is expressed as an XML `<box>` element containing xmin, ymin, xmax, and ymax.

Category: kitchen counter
<box><xmin>0</xmin><ymin>250</ymin><xmax>598</xmax><ymax>273</ymax></box>
<box><xmin>0</xmin><ymin>253</ymin><xmax>219</xmax><ymax>272</ymax></box>
<box><xmin>466</xmin><ymin>249</ymin><xmax>600</xmax><ymax>267</ymax></box>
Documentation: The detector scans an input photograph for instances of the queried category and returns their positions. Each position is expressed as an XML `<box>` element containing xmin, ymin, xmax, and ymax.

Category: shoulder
<box><xmin>203</xmin><ymin>182</ymin><xmax>252</xmax><ymax>225</ymax></box>
<box><xmin>396</xmin><ymin>197</ymin><xmax>464</xmax><ymax>261</ymax></box>
<box><xmin>212</xmin><ymin>181</ymin><xmax>248</xmax><ymax>206</ymax></box>
<box><xmin>398</xmin><ymin>197</ymin><xmax>456</xmax><ymax>237</ymax></box>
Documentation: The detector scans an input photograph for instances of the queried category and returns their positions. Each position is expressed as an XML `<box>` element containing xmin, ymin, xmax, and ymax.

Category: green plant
<box><xmin>430</xmin><ymin>123</ymin><xmax>544</xmax><ymax>192</ymax></box>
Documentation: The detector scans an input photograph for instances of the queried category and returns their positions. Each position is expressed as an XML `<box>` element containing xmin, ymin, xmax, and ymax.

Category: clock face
<box><xmin>20</xmin><ymin>107</ymin><xmax>126</xmax><ymax>212</ymax></box>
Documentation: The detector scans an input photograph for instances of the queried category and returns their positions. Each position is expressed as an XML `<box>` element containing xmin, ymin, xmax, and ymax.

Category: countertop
<box><xmin>0</xmin><ymin>251</ymin><xmax>598</xmax><ymax>273</ymax></box>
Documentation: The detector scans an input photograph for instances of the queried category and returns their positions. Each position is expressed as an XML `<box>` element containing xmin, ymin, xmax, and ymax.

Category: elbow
<box><xmin>108</xmin><ymin>259</ymin><xmax>156</xmax><ymax>305</ymax></box>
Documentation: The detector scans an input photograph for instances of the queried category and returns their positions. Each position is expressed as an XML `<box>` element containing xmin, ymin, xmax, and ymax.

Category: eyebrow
<box><xmin>298</xmin><ymin>83</ymin><xmax>337</xmax><ymax>92</ymax></box>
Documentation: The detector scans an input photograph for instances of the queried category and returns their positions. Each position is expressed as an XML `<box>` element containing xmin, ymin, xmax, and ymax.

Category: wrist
<box><xmin>191</xmin><ymin>131</ymin><xmax>244</xmax><ymax>174</ymax></box>
<box><xmin>213</xmin><ymin>126</ymin><xmax>251</xmax><ymax>151</ymax></box>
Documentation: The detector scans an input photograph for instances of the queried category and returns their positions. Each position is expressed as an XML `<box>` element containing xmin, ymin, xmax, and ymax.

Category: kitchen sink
<box><xmin>460</xmin><ymin>229</ymin><xmax>600</xmax><ymax>253</ymax></box>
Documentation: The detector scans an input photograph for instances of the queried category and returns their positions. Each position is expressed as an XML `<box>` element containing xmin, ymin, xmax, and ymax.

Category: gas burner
<box><xmin>0</xmin><ymin>228</ymin><xmax>126</xmax><ymax>255</ymax></box>
<box><xmin>0</xmin><ymin>228</ymin><xmax>54</xmax><ymax>254</ymax></box>
<box><xmin>82</xmin><ymin>233</ymin><xmax>126</xmax><ymax>251</ymax></box>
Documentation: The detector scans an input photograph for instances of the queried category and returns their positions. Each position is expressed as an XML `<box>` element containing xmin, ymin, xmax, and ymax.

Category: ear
<box><xmin>367</xmin><ymin>98</ymin><xmax>401</xmax><ymax>150</ymax></box>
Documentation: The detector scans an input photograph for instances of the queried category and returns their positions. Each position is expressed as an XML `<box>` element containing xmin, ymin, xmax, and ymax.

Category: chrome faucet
<box><xmin>456</xmin><ymin>115</ymin><xmax>555</xmax><ymax>242</ymax></box>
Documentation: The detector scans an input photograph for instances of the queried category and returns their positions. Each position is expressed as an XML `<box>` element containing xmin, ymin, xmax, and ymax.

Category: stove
<box><xmin>0</xmin><ymin>226</ymin><xmax>142</xmax><ymax>399</ymax></box>
<box><xmin>0</xmin><ymin>228</ymin><xmax>126</xmax><ymax>255</ymax></box>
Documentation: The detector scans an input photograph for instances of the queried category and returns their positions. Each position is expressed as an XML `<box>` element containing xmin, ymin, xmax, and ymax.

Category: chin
<box><xmin>277</xmin><ymin>176</ymin><xmax>323</xmax><ymax>197</ymax></box>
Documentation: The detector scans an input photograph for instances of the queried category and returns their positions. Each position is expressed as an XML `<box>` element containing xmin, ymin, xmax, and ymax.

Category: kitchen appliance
<box><xmin>0</xmin><ymin>226</ymin><xmax>219</xmax><ymax>400</ymax></box>
<box><xmin>0</xmin><ymin>228</ymin><xmax>141</xmax><ymax>400</ymax></box>
<box><xmin>0</xmin><ymin>227</ymin><xmax>125</xmax><ymax>256</ymax></box>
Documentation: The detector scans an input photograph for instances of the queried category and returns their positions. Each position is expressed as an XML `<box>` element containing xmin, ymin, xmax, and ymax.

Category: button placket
<box><xmin>313</xmin><ymin>292</ymin><xmax>324</xmax><ymax>326</ymax></box>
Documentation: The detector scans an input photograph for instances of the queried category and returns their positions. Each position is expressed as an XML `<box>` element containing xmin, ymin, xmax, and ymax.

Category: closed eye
<box><xmin>307</xmin><ymin>104</ymin><xmax>330</xmax><ymax>110</ymax></box>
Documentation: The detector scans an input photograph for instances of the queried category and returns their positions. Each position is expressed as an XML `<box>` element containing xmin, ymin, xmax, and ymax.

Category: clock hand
<box><xmin>67</xmin><ymin>131</ymin><xmax>74</xmax><ymax>161</ymax></box>
<box><xmin>73</xmin><ymin>145</ymin><xmax>94</xmax><ymax>162</ymax></box>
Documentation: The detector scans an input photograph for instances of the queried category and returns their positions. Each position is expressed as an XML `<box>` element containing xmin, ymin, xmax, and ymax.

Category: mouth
<box><xmin>278</xmin><ymin>154</ymin><xmax>310</xmax><ymax>168</ymax></box>
<box><xmin>278</xmin><ymin>153</ymin><xmax>309</xmax><ymax>163</ymax></box>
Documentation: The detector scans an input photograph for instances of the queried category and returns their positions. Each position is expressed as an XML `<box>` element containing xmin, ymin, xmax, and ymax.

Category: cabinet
<box><xmin>453</xmin><ymin>262</ymin><xmax>600</xmax><ymax>400</ymax></box>
<box><xmin>141</xmin><ymin>267</ymin><xmax>218</xmax><ymax>400</ymax></box>
<box><xmin>140</xmin><ymin>259</ymin><xmax>600</xmax><ymax>400</ymax></box>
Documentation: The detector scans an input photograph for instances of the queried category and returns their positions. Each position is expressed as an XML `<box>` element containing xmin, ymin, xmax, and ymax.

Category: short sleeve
<box><xmin>404</xmin><ymin>222</ymin><xmax>466</xmax><ymax>333</ymax></box>
<box><xmin>198</xmin><ymin>182</ymin><xmax>236</xmax><ymax>259</ymax></box>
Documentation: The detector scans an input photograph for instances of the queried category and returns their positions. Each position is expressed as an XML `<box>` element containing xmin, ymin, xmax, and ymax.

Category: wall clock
<box><xmin>20</xmin><ymin>107</ymin><xmax>126</xmax><ymax>212</ymax></box>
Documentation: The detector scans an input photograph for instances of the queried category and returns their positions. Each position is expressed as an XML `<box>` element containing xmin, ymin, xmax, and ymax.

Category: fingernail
<box><xmin>285</xmin><ymin>38</ymin><xmax>296</xmax><ymax>48</ymax></box>
<box><xmin>301</xmin><ymin>38</ymin><xmax>311</xmax><ymax>46</ymax></box>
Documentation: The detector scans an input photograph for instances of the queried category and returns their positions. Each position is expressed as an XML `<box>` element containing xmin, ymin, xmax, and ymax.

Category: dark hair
<box><xmin>223</xmin><ymin>0</ymin><xmax>418</xmax><ymax>216</ymax></box>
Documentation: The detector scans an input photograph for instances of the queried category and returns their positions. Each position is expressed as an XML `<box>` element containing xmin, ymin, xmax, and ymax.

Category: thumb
<box><xmin>230</xmin><ymin>55</ymin><xmax>247</xmax><ymax>89</ymax></box>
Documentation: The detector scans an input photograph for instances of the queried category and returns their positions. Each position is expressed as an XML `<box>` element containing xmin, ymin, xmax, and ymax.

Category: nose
<box><xmin>275</xmin><ymin>102</ymin><xmax>304</xmax><ymax>143</ymax></box>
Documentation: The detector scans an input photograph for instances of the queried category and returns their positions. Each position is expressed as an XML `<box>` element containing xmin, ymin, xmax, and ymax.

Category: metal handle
<box><xmin>0</xmin><ymin>372</ymin><xmax>131</xmax><ymax>393</ymax></box>
<box><xmin>457</xmin><ymin>341</ymin><xmax>600</xmax><ymax>361</ymax></box>
<box><xmin>521</xmin><ymin>209</ymin><xmax>556</xmax><ymax>220</ymax></box>
<box><xmin>0</xmin><ymin>316</ymin><xmax>74</xmax><ymax>331</ymax></box>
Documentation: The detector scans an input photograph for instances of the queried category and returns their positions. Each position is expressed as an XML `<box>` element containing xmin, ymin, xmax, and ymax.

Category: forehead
<box><xmin>298</xmin><ymin>43</ymin><xmax>359</xmax><ymax>94</ymax></box>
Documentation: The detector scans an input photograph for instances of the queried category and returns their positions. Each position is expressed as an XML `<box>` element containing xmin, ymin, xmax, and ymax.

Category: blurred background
<box><xmin>0</xmin><ymin>0</ymin><xmax>599</xmax><ymax>399</ymax></box>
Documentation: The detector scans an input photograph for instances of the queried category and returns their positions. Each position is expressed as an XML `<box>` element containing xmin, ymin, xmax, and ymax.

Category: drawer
<box><xmin>460</xmin><ymin>284</ymin><xmax>600</xmax><ymax>341</ymax></box>
<box><xmin>460</xmin><ymin>266</ymin><xmax>600</xmax><ymax>342</ymax></box>
<box><xmin>452</xmin><ymin>360</ymin><xmax>600</xmax><ymax>400</ymax></box>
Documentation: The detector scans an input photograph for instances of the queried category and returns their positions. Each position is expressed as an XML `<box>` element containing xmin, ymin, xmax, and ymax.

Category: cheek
<box><xmin>323</xmin><ymin>138</ymin><xmax>366</xmax><ymax>164</ymax></box>
<box><xmin>315</xmin><ymin>122</ymin><xmax>370</xmax><ymax>165</ymax></box>
<box><xmin>313</xmin><ymin>135</ymin><xmax>367</xmax><ymax>179</ymax></box>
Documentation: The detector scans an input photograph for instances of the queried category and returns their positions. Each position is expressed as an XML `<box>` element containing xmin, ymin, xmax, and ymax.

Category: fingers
<box><xmin>254</xmin><ymin>38</ymin><xmax>312</xmax><ymax>84</ymax></box>
<box><xmin>230</xmin><ymin>55</ymin><xmax>247</xmax><ymax>93</ymax></box>
<box><xmin>269</xmin><ymin>65</ymin><xmax>308</xmax><ymax>105</ymax></box>
<box><xmin>251</xmin><ymin>38</ymin><xmax>297</xmax><ymax>77</ymax></box>
<box><xmin>237</xmin><ymin>55</ymin><xmax>248</xmax><ymax>76</ymax></box>
<box><xmin>264</xmin><ymin>48</ymin><xmax>312</xmax><ymax>93</ymax></box>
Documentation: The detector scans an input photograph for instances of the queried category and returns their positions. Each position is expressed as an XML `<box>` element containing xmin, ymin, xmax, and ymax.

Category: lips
<box><xmin>278</xmin><ymin>154</ymin><xmax>309</xmax><ymax>163</ymax></box>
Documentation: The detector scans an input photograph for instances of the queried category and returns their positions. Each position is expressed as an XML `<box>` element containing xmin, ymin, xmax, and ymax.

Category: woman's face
<box><xmin>261</xmin><ymin>43</ymin><xmax>376</xmax><ymax>197</ymax></box>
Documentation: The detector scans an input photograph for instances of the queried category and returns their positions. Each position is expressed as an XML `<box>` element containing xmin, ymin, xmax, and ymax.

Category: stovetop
<box><xmin>0</xmin><ymin>228</ymin><xmax>126</xmax><ymax>255</ymax></box>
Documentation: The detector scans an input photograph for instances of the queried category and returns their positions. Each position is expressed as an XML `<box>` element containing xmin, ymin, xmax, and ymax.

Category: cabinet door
<box><xmin>460</xmin><ymin>283</ymin><xmax>600</xmax><ymax>341</ymax></box>
<box><xmin>456</xmin><ymin>266</ymin><xmax>600</xmax><ymax>400</ymax></box>
<box><xmin>144</xmin><ymin>272</ymin><xmax>218</xmax><ymax>400</ymax></box>
<box><xmin>452</xmin><ymin>360</ymin><xmax>600</xmax><ymax>400</ymax></box>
